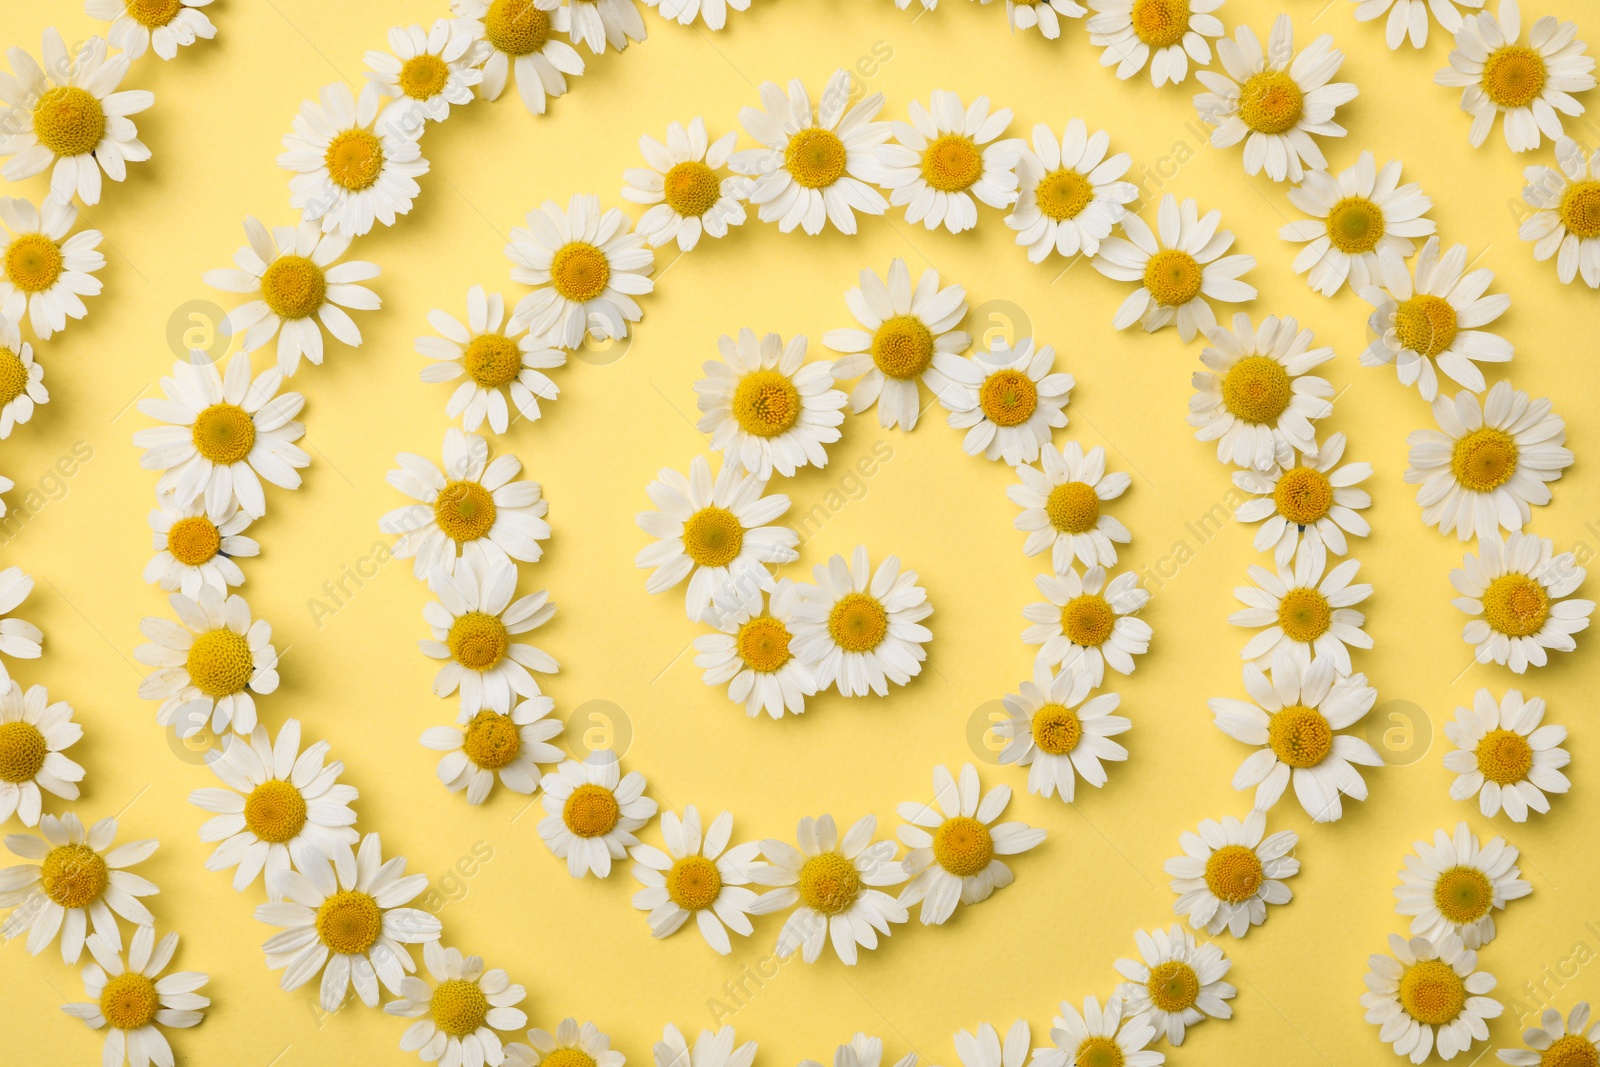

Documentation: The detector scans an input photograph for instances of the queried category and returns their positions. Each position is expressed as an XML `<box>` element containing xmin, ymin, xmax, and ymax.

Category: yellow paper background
<box><xmin>2</xmin><ymin>0</ymin><xmax>1599</xmax><ymax>1063</ymax></box>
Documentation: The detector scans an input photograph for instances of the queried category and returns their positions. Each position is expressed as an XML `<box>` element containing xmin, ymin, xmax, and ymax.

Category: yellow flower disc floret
<box><xmin>399</xmin><ymin>54</ymin><xmax>451</xmax><ymax>101</ymax></box>
<box><xmin>562</xmin><ymin>783</ymin><xmax>620</xmax><ymax>837</ymax></box>
<box><xmin>871</xmin><ymin>315</ymin><xmax>934</xmax><ymax>380</ymax></box>
<box><xmin>1559</xmin><ymin>181</ymin><xmax>1600</xmax><ymax>239</ymax></box>
<box><xmin>1273</xmin><ymin>467</ymin><xmax>1333</xmax><ymax>525</ymax></box>
<box><xmin>1036</xmin><ymin>169</ymin><xmax>1094</xmax><ymax>221</ymax></box>
<box><xmin>663</xmin><ymin>161</ymin><xmax>723</xmax><ymax>218</ymax></box>
<box><xmin>783</xmin><ymin>128</ymin><xmax>847</xmax><ymax>189</ymax></box>
<box><xmin>1074</xmin><ymin>1037</ymin><xmax>1125</xmax><ymax>1067</ymax></box>
<box><xmin>429</xmin><ymin>978</ymin><xmax>489</xmax><ymax>1038</ymax></box>
<box><xmin>462</xmin><ymin>333</ymin><xmax>523</xmax><ymax>388</ymax></box>
<box><xmin>1541</xmin><ymin>1036</ymin><xmax>1600</xmax><ymax>1067</ymax></box>
<box><xmin>828</xmin><ymin>592</ymin><xmax>889</xmax><ymax>653</ymax></box>
<box><xmin>797</xmin><ymin>851</ymin><xmax>860</xmax><ymax>914</ymax></box>
<box><xmin>0</xmin><ymin>720</ymin><xmax>47</xmax><ymax>783</ymax></box>
<box><xmin>244</xmin><ymin>779</ymin><xmax>308</xmax><ymax>843</ymax></box>
<box><xmin>1031</xmin><ymin>703</ymin><xmax>1082</xmax><ymax>755</ymax></box>
<box><xmin>1276</xmin><ymin>587</ymin><xmax>1332</xmax><ymax>643</ymax></box>
<box><xmin>1146</xmin><ymin>960</ymin><xmax>1201</xmax><ymax>1013</ymax></box>
<box><xmin>933</xmin><ymin>815</ymin><xmax>994</xmax><ymax>878</ymax></box>
<box><xmin>32</xmin><ymin>87</ymin><xmax>105</xmax><ymax>158</ymax></box>
<box><xmin>127</xmin><ymin>0</ymin><xmax>182</xmax><ymax>27</ymax></box>
<box><xmin>921</xmin><ymin>134</ymin><xmax>984</xmax><ymax>193</ymax></box>
<box><xmin>1399</xmin><ymin>959</ymin><xmax>1466</xmax><ymax>1025</ymax></box>
<box><xmin>1046</xmin><ymin>481</ymin><xmax>1100</xmax><ymax>534</ymax></box>
<box><xmin>447</xmin><ymin>612</ymin><xmax>510</xmax><ymax>671</ymax></box>
<box><xmin>979</xmin><ymin>369</ymin><xmax>1039</xmax><ymax>427</ymax></box>
<box><xmin>462</xmin><ymin>710</ymin><xmax>521</xmax><ymax>770</ymax></box>
<box><xmin>0</xmin><ymin>348</ymin><xmax>24</xmax><ymax>406</ymax></box>
<box><xmin>1450</xmin><ymin>427</ymin><xmax>1517</xmax><ymax>492</ymax></box>
<box><xmin>1394</xmin><ymin>294</ymin><xmax>1459</xmax><ymax>358</ymax></box>
<box><xmin>1268</xmin><ymin>704</ymin><xmax>1334</xmax><ymax>768</ymax></box>
<box><xmin>4</xmin><ymin>233</ymin><xmax>64</xmax><ymax>293</ymax></box>
<box><xmin>186</xmin><ymin>628</ymin><xmax>254</xmax><ymax>697</ymax></box>
<box><xmin>484</xmin><ymin>0</ymin><xmax>550</xmax><ymax>55</ymax></box>
<box><xmin>41</xmin><ymin>843</ymin><xmax>108</xmax><ymax>908</ymax></box>
<box><xmin>1143</xmin><ymin>249</ymin><xmax>1202</xmax><ymax>307</ymax></box>
<box><xmin>1433</xmin><ymin>865</ymin><xmax>1494</xmax><ymax>925</ymax></box>
<box><xmin>1131</xmin><ymin>0</ymin><xmax>1190</xmax><ymax>47</ymax></box>
<box><xmin>732</xmin><ymin>369</ymin><xmax>801</xmax><ymax>437</ymax></box>
<box><xmin>681</xmin><ymin>506</ymin><xmax>744</xmax><ymax>568</ymax></box>
<box><xmin>736</xmin><ymin>616</ymin><xmax>793</xmax><ymax>672</ymax></box>
<box><xmin>1204</xmin><ymin>844</ymin><xmax>1265</xmax><ymax>903</ymax></box>
<box><xmin>549</xmin><ymin>242</ymin><xmax>610</xmax><ymax>303</ymax></box>
<box><xmin>315</xmin><ymin>889</ymin><xmax>382</xmax><ymax>954</ymax></box>
<box><xmin>544</xmin><ymin>1051</ymin><xmax>599</xmax><ymax>1067</ymax></box>
<box><xmin>260</xmin><ymin>255</ymin><xmax>327</xmax><ymax>320</ymax></box>
<box><xmin>1481</xmin><ymin>46</ymin><xmax>1548</xmax><ymax>109</ymax></box>
<box><xmin>99</xmin><ymin>972</ymin><xmax>160</xmax><ymax>1031</ymax></box>
<box><xmin>666</xmin><ymin>855</ymin><xmax>723</xmax><ymax>911</ymax></box>
<box><xmin>1237</xmin><ymin>71</ymin><xmax>1305</xmax><ymax>135</ymax></box>
<box><xmin>323</xmin><ymin>129</ymin><xmax>386</xmax><ymax>192</ymax></box>
<box><xmin>1061</xmin><ymin>594</ymin><xmax>1115</xmax><ymax>648</ymax></box>
<box><xmin>1475</xmin><ymin>728</ymin><xmax>1533</xmax><ymax>785</ymax></box>
<box><xmin>166</xmin><ymin>516</ymin><xmax>222</xmax><ymax>566</ymax></box>
<box><xmin>433</xmin><ymin>481</ymin><xmax>497</xmax><ymax>543</ymax></box>
<box><xmin>1221</xmin><ymin>356</ymin><xmax>1292</xmax><ymax>424</ymax></box>
<box><xmin>191</xmin><ymin>403</ymin><xmax>256</xmax><ymax>465</ymax></box>
<box><xmin>1325</xmin><ymin>196</ymin><xmax>1386</xmax><ymax>255</ymax></box>
<box><xmin>1482</xmin><ymin>574</ymin><xmax>1550</xmax><ymax>638</ymax></box>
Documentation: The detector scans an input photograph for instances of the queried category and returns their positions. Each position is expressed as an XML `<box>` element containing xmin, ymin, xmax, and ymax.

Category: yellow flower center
<box><xmin>433</xmin><ymin>481</ymin><xmax>497</xmax><ymax>544</ymax></box>
<box><xmin>462</xmin><ymin>333</ymin><xmax>523</xmax><ymax>388</ymax></box>
<box><xmin>1476</xmin><ymin>728</ymin><xmax>1534</xmax><ymax>785</ymax></box>
<box><xmin>1238</xmin><ymin>71</ymin><xmax>1305</xmax><ymax>135</ymax></box>
<box><xmin>484</xmin><ymin>0</ymin><xmax>550</xmax><ymax>55</ymax></box>
<box><xmin>1273</xmin><ymin>467</ymin><xmax>1333</xmax><ymax>525</ymax></box>
<box><xmin>1450</xmin><ymin>427</ymin><xmax>1517</xmax><ymax>492</ymax></box>
<box><xmin>797</xmin><ymin>851</ymin><xmax>861</xmax><ymax>914</ymax></box>
<box><xmin>1036</xmin><ymin>168</ymin><xmax>1094</xmax><ymax>222</ymax></box>
<box><xmin>666</xmin><ymin>854</ymin><xmax>723</xmax><ymax>910</ymax></box>
<box><xmin>1221</xmin><ymin>356</ymin><xmax>1291</xmax><ymax>424</ymax></box>
<box><xmin>562</xmin><ymin>783</ymin><xmax>621</xmax><ymax>837</ymax></box>
<box><xmin>1433</xmin><ymin>864</ymin><xmax>1494</xmax><ymax>925</ymax></box>
<box><xmin>1204</xmin><ymin>844</ymin><xmax>1265</xmax><ymax>903</ymax></box>
<box><xmin>736</xmin><ymin>616</ymin><xmax>793</xmax><ymax>672</ymax></box>
<box><xmin>1268</xmin><ymin>704</ymin><xmax>1334</xmax><ymax>768</ymax></box>
<box><xmin>323</xmin><ymin>128</ymin><xmax>386</xmax><ymax>192</ymax></box>
<box><xmin>921</xmin><ymin>134</ymin><xmax>984</xmax><ymax>193</ymax></box>
<box><xmin>932</xmin><ymin>815</ymin><xmax>994</xmax><ymax>878</ymax></box>
<box><xmin>1482</xmin><ymin>574</ymin><xmax>1550</xmax><ymax>638</ymax></box>
<box><xmin>399</xmin><ymin>54</ymin><xmax>451</xmax><ymax>101</ymax></box>
<box><xmin>191</xmin><ymin>403</ymin><xmax>256</xmax><ymax>465</ymax></box>
<box><xmin>1074</xmin><ymin>1038</ymin><xmax>1125</xmax><ymax>1067</ymax></box>
<box><xmin>1276</xmin><ymin>587</ymin><xmax>1332</xmax><ymax>643</ymax></box>
<box><xmin>1131</xmin><ymin>0</ymin><xmax>1190</xmax><ymax>47</ymax></box>
<box><xmin>1046</xmin><ymin>481</ymin><xmax>1100</xmax><ymax>534</ymax></box>
<box><xmin>244</xmin><ymin>779</ymin><xmax>308</xmax><ymax>843</ymax></box>
<box><xmin>662</xmin><ymin>160</ymin><xmax>723</xmax><ymax>218</ymax></box>
<box><xmin>1031</xmin><ymin>703</ymin><xmax>1082</xmax><ymax>755</ymax></box>
<box><xmin>429</xmin><ymin>978</ymin><xmax>489</xmax><ymax>1038</ymax></box>
<box><xmin>1143</xmin><ymin>249</ymin><xmax>1203</xmax><ymax>307</ymax></box>
<box><xmin>732</xmin><ymin>368</ymin><xmax>801</xmax><ymax>437</ymax></box>
<box><xmin>1399</xmin><ymin>959</ymin><xmax>1466</xmax><ymax>1026</ymax></box>
<box><xmin>40</xmin><ymin>843</ymin><xmax>108</xmax><ymax>909</ymax></box>
<box><xmin>784</xmin><ymin>127</ymin><xmax>848</xmax><ymax>189</ymax></box>
<box><xmin>0</xmin><ymin>348</ymin><xmax>28</xmax><ymax>406</ymax></box>
<box><xmin>1542</xmin><ymin>1035</ymin><xmax>1600</xmax><ymax>1067</ymax></box>
<box><xmin>166</xmin><ymin>515</ymin><xmax>222</xmax><ymax>566</ymax></box>
<box><xmin>681</xmin><ymin>506</ymin><xmax>745</xmax><ymax>568</ymax></box>
<box><xmin>32</xmin><ymin>86</ymin><xmax>105</xmax><ymax>158</ymax></box>
<box><xmin>870</xmin><ymin>315</ymin><xmax>934</xmax><ymax>380</ymax></box>
<box><xmin>979</xmin><ymin>368</ymin><xmax>1039</xmax><ymax>427</ymax></box>
<box><xmin>1394</xmin><ymin>294</ymin><xmax>1459</xmax><ymax>358</ymax></box>
<box><xmin>1325</xmin><ymin>196</ymin><xmax>1386</xmax><ymax>255</ymax></box>
<box><xmin>260</xmin><ymin>255</ymin><xmax>327</xmax><ymax>320</ymax></box>
<box><xmin>315</xmin><ymin>889</ymin><xmax>382</xmax><ymax>954</ymax></box>
<box><xmin>462</xmin><ymin>710</ymin><xmax>521</xmax><ymax>770</ymax></box>
<box><xmin>1481</xmin><ymin>45</ymin><xmax>1548</xmax><ymax>109</ymax></box>
<box><xmin>186</xmin><ymin>628</ymin><xmax>254</xmax><ymax>697</ymax></box>
<box><xmin>127</xmin><ymin>0</ymin><xmax>183</xmax><ymax>28</ymax></box>
<box><xmin>1559</xmin><ymin>181</ymin><xmax>1600</xmax><ymax>239</ymax></box>
<box><xmin>99</xmin><ymin>972</ymin><xmax>160</xmax><ymax>1031</ymax></box>
<box><xmin>0</xmin><ymin>721</ymin><xmax>46</xmax><ymax>783</ymax></box>
<box><xmin>549</xmin><ymin>242</ymin><xmax>611</xmax><ymax>303</ymax></box>
<box><xmin>828</xmin><ymin>592</ymin><xmax>889</xmax><ymax>654</ymax></box>
<box><xmin>1147</xmin><ymin>960</ymin><xmax>1201</xmax><ymax>1013</ymax></box>
<box><xmin>4</xmin><ymin>233</ymin><xmax>65</xmax><ymax>294</ymax></box>
<box><xmin>1061</xmin><ymin>593</ymin><xmax>1115</xmax><ymax>648</ymax></box>
<box><xmin>544</xmin><ymin>1051</ymin><xmax>599</xmax><ymax>1067</ymax></box>
<box><xmin>447</xmin><ymin>612</ymin><xmax>510</xmax><ymax>671</ymax></box>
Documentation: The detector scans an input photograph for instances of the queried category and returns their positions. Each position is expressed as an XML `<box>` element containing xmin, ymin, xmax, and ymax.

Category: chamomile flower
<box><xmin>1231</xmin><ymin>433</ymin><xmax>1372</xmax><ymax>570</ymax></box>
<box><xmin>998</xmin><ymin>660</ymin><xmax>1130</xmax><ymax>802</ymax></box>
<box><xmin>451</xmin><ymin>0</ymin><xmax>585</xmax><ymax>116</ymax></box>
<box><xmin>1086</xmin><ymin>0</ymin><xmax>1224</xmax><ymax>86</ymax></box>
<box><xmin>1093</xmin><ymin>194</ymin><xmax>1257</xmax><ymax>342</ymax></box>
<box><xmin>383</xmin><ymin>941</ymin><xmax>527</xmax><ymax>1067</ymax></box>
<box><xmin>1396</xmin><ymin>821</ymin><xmax>1529</xmax><ymax>950</ymax></box>
<box><xmin>364</xmin><ymin>20</ymin><xmax>486</xmax><ymax>129</ymax></box>
<box><xmin>1166</xmin><ymin>811</ymin><xmax>1298</xmax><ymax>938</ymax></box>
<box><xmin>1230</xmin><ymin>553</ymin><xmax>1373</xmax><ymax>675</ymax></box>
<box><xmin>417</xmin><ymin>285</ymin><xmax>563</xmax><ymax>433</ymax></box>
<box><xmin>256</xmin><ymin>833</ymin><xmax>441</xmax><ymax>1011</ymax></box>
<box><xmin>61</xmin><ymin>926</ymin><xmax>208</xmax><ymax>1067</ymax></box>
<box><xmin>420</xmin><ymin>555</ymin><xmax>558</xmax><ymax>716</ymax></box>
<box><xmin>695</xmin><ymin>328</ymin><xmax>847</xmax><ymax>479</ymax></box>
<box><xmin>144</xmin><ymin>495</ymin><xmax>257</xmax><ymax>598</ymax></box>
<box><xmin>1451</xmin><ymin>532</ymin><xmax>1593</xmax><ymax>673</ymax></box>
<box><xmin>86</xmin><ymin>0</ymin><xmax>216</xmax><ymax>60</ymax></box>
<box><xmin>730</xmin><ymin>69</ymin><xmax>891</xmax><ymax>236</ymax></box>
<box><xmin>0</xmin><ymin>682</ymin><xmax>81</xmax><ymax>827</ymax></box>
<box><xmin>0</xmin><ymin>318</ymin><xmax>45</xmax><ymax>439</ymax></box>
<box><xmin>692</xmin><ymin>581</ymin><xmax>817</xmax><ymax>719</ymax></box>
<box><xmin>652</xmin><ymin>1024</ymin><xmax>757</xmax><ymax>1067</ymax></box>
<box><xmin>635</xmin><ymin>453</ymin><xmax>799</xmax><ymax>621</ymax></box>
<box><xmin>1031</xmin><ymin>1000</ymin><xmax>1162</xmax><ymax>1067</ymax></box>
<box><xmin>1009</xmin><ymin>441</ymin><xmax>1131</xmax><ymax>572</ymax></box>
<box><xmin>1404</xmin><ymin>381</ymin><xmax>1570</xmax><ymax>539</ymax></box>
<box><xmin>895</xmin><ymin>763</ymin><xmax>1045</xmax><ymax>926</ymax></box>
<box><xmin>1209</xmin><ymin>649</ymin><xmax>1381</xmax><ymax>822</ymax></box>
<box><xmin>1115</xmin><ymin>925</ymin><xmax>1235</xmax><ymax>1046</ymax></box>
<box><xmin>629</xmin><ymin>805</ymin><xmax>764</xmax><ymax>954</ymax></box>
<box><xmin>538</xmin><ymin>756</ymin><xmax>657</xmax><ymax>878</ymax></box>
<box><xmin>1022</xmin><ymin>566</ymin><xmax>1151</xmax><ymax>687</ymax></box>
<box><xmin>0</xmin><ymin>30</ymin><xmax>152</xmax><ymax>205</ymax></box>
<box><xmin>1350</xmin><ymin>0</ymin><xmax>1482</xmax><ymax>49</ymax></box>
<box><xmin>420</xmin><ymin>695</ymin><xmax>563</xmax><ymax>805</ymax></box>
<box><xmin>562</xmin><ymin>0</ymin><xmax>647</xmax><ymax>53</ymax></box>
<box><xmin>188</xmin><ymin>719</ymin><xmax>358</xmax><ymax>898</ymax></box>
<box><xmin>1435</xmin><ymin>0</ymin><xmax>1596</xmax><ymax>153</ymax></box>
<box><xmin>279</xmin><ymin>82</ymin><xmax>429</xmax><ymax>238</ymax></box>
<box><xmin>623</xmin><ymin>118</ymin><xmax>748</xmax><ymax>251</ymax></box>
<box><xmin>506</xmin><ymin>1020</ymin><xmax>625</xmax><ymax>1067</ymax></box>
<box><xmin>1008</xmin><ymin>0</ymin><xmax>1087</xmax><ymax>38</ymax></box>
<box><xmin>0</xmin><ymin>195</ymin><xmax>103</xmax><ymax>340</ymax></box>
<box><xmin>1497</xmin><ymin>1004</ymin><xmax>1600</xmax><ymax>1066</ymax></box>
<box><xmin>789</xmin><ymin>545</ymin><xmax>932</xmax><ymax>698</ymax></box>
<box><xmin>645</xmin><ymin>0</ymin><xmax>751</xmax><ymax>28</ymax></box>
<box><xmin>135</xmin><ymin>586</ymin><xmax>279</xmax><ymax>738</ymax></box>
<box><xmin>942</xmin><ymin>338</ymin><xmax>1073</xmax><ymax>465</ymax></box>
<box><xmin>875</xmin><ymin>90</ymin><xmax>1022</xmax><ymax>233</ymax></box>
<box><xmin>1189</xmin><ymin>313</ymin><xmax>1334</xmax><ymax>473</ymax></box>
<box><xmin>0</xmin><ymin>567</ymin><xmax>40</xmax><ymax>687</ymax></box>
<box><xmin>799</xmin><ymin>1035</ymin><xmax>916</xmax><ymax>1067</ymax></box>
<box><xmin>0</xmin><ymin>813</ymin><xmax>156</xmax><ymax>963</ymax></box>
<box><xmin>505</xmin><ymin>194</ymin><xmax>654</xmax><ymax>348</ymax></box>
<box><xmin>205</xmin><ymin>217</ymin><xmax>381</xmax><ymax>377</ymax></box>
<box><xmin>1444</xmin><ymin>688</ymin><xmax>1569</xmax><ymax>821</ymax></box>
<box><xmin>953</xmin><ymin>1020</ymin><xmax>1032</xmax><ymax>1067</ymax></box>
<box><xmin>1360</xmin><ymin>237</ymin><xmax>1513</xmax><ymax>400</ymax></box>
<box><xmin>1362</xmin><ymin>933</ymin><xmax>1502</xmax><ymax>1063</ymax></box>
<box><xmin>822</xmin><ymin>258</ymin><xmax>970</xmax><ymax>432</ymax></box>
<box><xmin>1520</xmin><ymin>137</ymin><xmax>1600</xmax><ymax>287</ymax></box>
<box><xmin>749</xmin><ymin>813</ymin><xmax>908</xmax><ymax>966</ymax></box>
<box><xmin>1195</xmin><ymin>15</ymin><xmax>1358</xmax><ymax>183</ymax></box>
<box><xmin>1007</xmin><ymin>119</ymin><xmax>1137</xmax><ymax>262</ymax></box>
<box><xmin>132</xmin><ymin>353</ymin><xmax>309</xmax><ymax>520</ymax></box>
<box><xmin>1280</xmin><ymin>152</ymin><xmax>1436</xmax><ymax>296</ymax></box>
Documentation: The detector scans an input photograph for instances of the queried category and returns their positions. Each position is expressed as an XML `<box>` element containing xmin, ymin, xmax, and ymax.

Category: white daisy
<box><xmin>1009</xmin><ymin>440</ymin><xmax>1131</xmax><ymax>572</ymax></box>
<box><xmin>692</xmin><ymin>580</ymin><xmax>817</xmax><ymax>719</ymax></box>
<box><xmin>1280</xmin><ymin>151</ymin><xmax>1436</xmax><ymax>296</ymax></box>
<box><xmin>1231</xmin><ymin>433</ymin><xmax>1372</xmax><ymax>571</ymax></box>
<box><xmin>451</xmin><ymin>0</ymin><xmax>584</xmax><ymax>117</ymax></box>
<box><xmin>1435</xmin><ymin>0</ymin><xmax>1596</xmax><ymax>153</ymax></box>
<box><xmin>135</xmin><ymin>586</ymin><xmax>279</xmax><ymax>739</ymax></box>
<box><xmin>1093</xmin><ymin>194</ymin><xmax>1258</xmax><ymax>342</ymax></box>
<box><xmin>645</xmin><ymin>0</ymin><xmax>751</xmax><ymax>28</ymax></box>
<box><xmin>0</xmin><ymin>813</ymin><xmax>156</xmax><ymax>963</ymax></box>
<box><xmin>730</xmin><ymin>69</ymin><xmax>890</xmax><ymax>236</ymax></box>
<box><xmin>132</xmin><ymin>353</ymin><xmax>309</xmax><ymax>520</ymax></box>
<box><xmin>420</xmin><ymin>555</ymin><xmax>558</xmax><ymax>716</ymax></box>
<box><xmin>144</xmin><ymin>494</ymin><xmax>258</xmax><ymax>598</ymax></box>
<box><xmin>1497</xmin><ymin>1003</ymin><xmax>1600</xmax><ymax>1066</ymax></box>
<box><xmin>418</xmin><ymin>285</ymin><xmax>564</xmax><ymax>433</ymax></box>
<box><xmin>822</xmin><ymin>258</ymin><xmax>970</xmax><ymax>432</ymax></box>
<box><xmin>749</xmin><ymin>813</ymin><xmax>907</xmax><ymax>966</ymax></box>
<box><xmin>798</xmin><ymin>1035</ymin><xmax>916</xmax><ymax>1067</ymax></box>
<box><xmin>1350</xmin><ymin>0</ymin><xmax>1482</xmax><ymax>49</ymax></box>
<box><xmin>61</xmin><ymin>926</ymin><xmax>208</xmax><ymax>1067</ymax></box>
<box><xmin>1086</xmin><ymin>0</ymin><xmax>1224</xmax><ymax>86</ymax></box>
<box><xmin>651</xmin><ymin>1023</ymin><xmax>757</xmax><ymax>1067</ymax></box>
<box><xmin>420</xmin><ymin>695</ymin><xmax>563</xmax><ymax>805</ymax></box>
<box><xmin>0</xmin><ymin>567</ymin><xmax>40</xmax><ymax>688</ymax></box>
<box><xmin>942</xmin><ymin>338</ymin><xmax>1073</xmax><ymax>465</ymax></box>
<box><xmin>875</xmin><ymin>90</ymin><xmax>1022</xmax><ymax>234</ymax></box>
<box><xmin>1031</xmin><ymin>1000</ymin><xmax>1163</xmax><ymax>1067</ymax></box>
<box><xmin>505</xmin><ymin>194</ymin><xmax>653</xmax><ymax>348</ymax></box>
<box><xmin>279</xmin><ymin>82</ymin><xmax>429</xmax><ymax>237</ymax></box>
<box><xmin>1166</xmin><ymin>811</ymin><xmax>1298</xmax><ymax>938</ymax></box>
<box><xmin>1189</xmin><ymin>313</ymin><xmax>1334</xmax><ymax>473</ymax></box>
<box><xmin>506</xmin><ymin>1020</ymin><xmax>626</xmax><ymax>1067</ymax></box>
<box><xmin>365</xmin><ymin>20</ymin><xmax>486</xmax><ymax>130</ymax></box>
<box><xmin>562</xmin><ymin>0</ymin><xmax>647</xmax><ymax>53</ymax></box>
<box><xmin>1006</xmin><ymin>119</ymin><xmax>1137</xmax><ymax>262</ymax></box>
<box><xmin>204</xmin><ymin>216</ymin><xmax>381</xmax><ymax>377</ymax></box>
<box><xmin>1451</xmin><ymin>531</ymin><xmax>1593</xmax><ymax>673</ymax></box>
<box><xmin>1444</xmin><ymin>687</ymin><xmax>1569</xmax><ymax>821</ymax></box>
<box><xmin>1362</xmin><ymin>932</ymin><xmax>1502</xmax><ymax>1063</ymax></box>
<box><xmin>998</xmin><ymin>660</ymin><xmax>1130</xmax><ymax>802</ymax></box>
<box><xmin>537</xmin><ymin>756</ymin><xmax>657</xmax><ymax>878</ymax></box>
<box><xmin>953</xmin><ymin>1020</ymin><xmax>1034</xmax><ymax>1067</ymax></box>
<box><xmin>0</xmin><ymin>195</ymin><xmax>103</xmax><ymax>340</ymax></box>
<box><xmin>695</xmin><ymin>328</ymin><xmax>847</xmax><ymax>479</ymax></box>
<box><xmin>1008</xmin><ymin>0</ymin><xmax>1087</xmax><ymax>38</ymax></box>
<box><xmin>0</xmin><ymin>682</ymin><xmax>81</xmax><ymax>827</ymax></box>
<box><xmin>1210</xmin><ymin>649</ymin><xmax>1381</xmax><ymax>822</ymax></box>
<box><xmin>384</xmin><ymin>941</ymin><xmax>527</xmax><ymax>1067</ymax></box>
<box><xmin>1022</xmin><ymin>566</ymin><xmax>1150</xmax><ymax>687</ymax></box>
<box><xmin>629</xmin><ymin>805</ymin><xmax>764</xmax><ymax>954</ymax></box>
<box><xmin>1520</xmin><ymin>136</ymin><xmax>1600</xmax><ymax>287</ymax></box>
<box><xmin>256</xmin><ymin>833</ymin><xmax>441</xmax><ymax>1012</ymax></box>
<box><xmin>1405</xmin><ymin>380</ymin><xmax>1570</xmax><ymax>539</ymax></box>
<box><xmin>1230</xmin><ymin>553</ymin><xmax>1373</xmax><ymax>675</ymax></box>
<box><xmin>623</xmin><ymin>117</ymin><xmax>748</xmax><ymax>251</ymax></box>
<box><xmin>1396</xmin><ymin>821</ymin><xmax>1529</xmax><ymax>950</ymax></box>
<box><xmin>0</xmin><ymin>30</ymin><xmax>152</xmax><ymax>205</ymax></box>
<box><xmin>789</xmin><ymin>545</ymin><xmax>932</xmax><ymax>698</ymax></box>
<box><xmin>0</xmin><ymin>317</ymin><xmax>45</xmax><ymax>438</ymax></box>
<box><xmin>86</xmin><ymin>0</ymin><xmax>216</xmax><ymax>61</ymax></box>
<box><xmin>1115</xmin><ymin>925</ymin><xmax>1235</xmax><ymax>1046</ymax></box>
